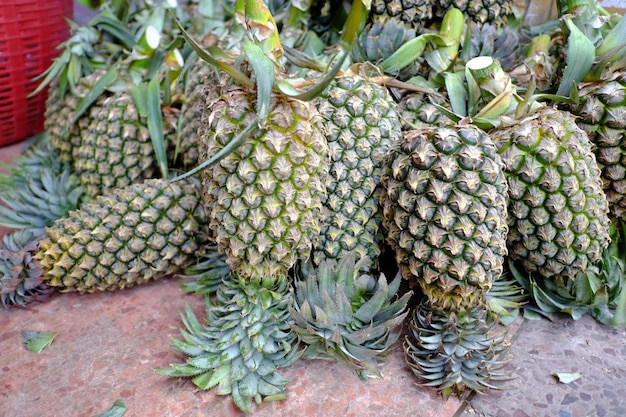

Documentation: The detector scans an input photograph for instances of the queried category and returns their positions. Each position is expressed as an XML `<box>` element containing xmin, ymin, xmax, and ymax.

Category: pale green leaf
<box><xmin>242</xmin><ymin>38</ymin><xmax>275</xmax><ymax>123</ymax></box>
<box><xmin>557</xmin><ymin>19</ymin><xmax>596</xmax><ymax>96</ymax></box>
<box><xmin>146</xmin><ymin>76</ymin><xmax>168</xmax><ymax>179</ymax></box>
<box><xmin>22</xmin><ymin>330</ymin><xmax>57</xmax><ymax>353</ymax></box>
<box><xmin>93</xmin><ymin>399</ymin><xmax>127</xmax><ymax>417</ymax></box>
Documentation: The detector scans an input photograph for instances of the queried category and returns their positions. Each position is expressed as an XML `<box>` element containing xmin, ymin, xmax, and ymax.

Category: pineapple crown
<box><xmin>156</xmin><ymin>274</ymin><xmax>300</xmax><ymax>413</ymax></box>
<box><xmin>290</xmin><ymin>255</ymin><xmax>412</xmax><ymax>379</ymax></box>
<box><xmin>0</xmin><ymin>139</ymin><xmax>89</xmax><ymax>236</ymax></box>
<box><xmin>0</xmin><ymin>229</ymin><xmax>51</xmax><ymax>308</ymax></box>
<box><xmin>404</xmin><ymin>300</ymin><xmax>511</xmax><ymax>400</ymax></box>
<box><xmin>178</xmin><ymin>245</ymin><xmax>231</xmax><ymax>295</ymax></box>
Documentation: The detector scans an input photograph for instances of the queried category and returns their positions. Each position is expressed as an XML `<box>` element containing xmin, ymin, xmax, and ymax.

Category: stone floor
<box><xmin>3</xmin><ymin>131</ymin><xmax>626</xmax><ymax>417</ymax></box>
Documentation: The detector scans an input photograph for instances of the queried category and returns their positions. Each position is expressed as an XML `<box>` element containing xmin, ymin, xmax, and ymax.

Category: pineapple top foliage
<box><xmin>290</xmin><ymin>255</ymin><xmax>412</xmax><ymax>378</ymax></box>
<box><xmin>404</xmin><ymin>299</ymin><xmax>510</xmax><ymax>399</ymax></box>
<box><xmin>0</xmin><ymin>230</ymin><xmax>51</xmax><ymax>308</ymax></box>
<box><xmin>157</xmin><ymin>274</ymin><xmax>299</xmax><ymax>413</ymax></box>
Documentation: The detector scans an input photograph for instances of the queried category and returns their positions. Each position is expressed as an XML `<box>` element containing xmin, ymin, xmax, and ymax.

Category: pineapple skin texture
<box><xmin>370</xmin><ymin>0</ymin><xmax>434</xmax><ymax>33</ymax></box>
<box><xmin>382</xmin><ymin>124</ymin><xmax>509</xmax><ymax>311</ymax></box>
<box><xmin>45</xmin><ymin>71</ymin><xmax>104</xmax><ymax>165</ymax></box>
<box><xmin>201</xmin><ymin>87</ymin><xmax>328</xmax><ymax>279</ymax></box>
<box><xmin>436</xmin><ymin>0</ymin><xmax>514</xmax><ymax>28</ymax></box>
<box><xmin>491</xmin><ymin>107</ymin><xmax>611</xmax><ymax>279</ymax></box>
<box><xmin>313</xmin><ymin>75</ymin><xmax>403</xmax><ymax>271</ymax></box>
<box><xmin>37</xmin><ymin>177</ymin><xmax>209</xmax><ymax>292</ymax></box>
<box><xmin>571</xmin><ymin>73</ymin><xmax>626</xmax><ymax>220</ymax></box>
<box><xmin>73</xmin><ymin>91</ymin><xmax>171</xmax><ymax>198</ymax></box>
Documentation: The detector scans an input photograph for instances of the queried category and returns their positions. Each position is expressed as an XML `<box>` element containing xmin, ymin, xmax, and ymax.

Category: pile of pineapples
<box><xmin>3</xmin><ymin>0</ymin><xmax>626</xmax><ymax>412</ymax></box>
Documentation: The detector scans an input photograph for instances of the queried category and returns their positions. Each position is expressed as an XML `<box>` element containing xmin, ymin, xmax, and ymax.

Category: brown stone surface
<box><xmin>459</xmin><ymin>316</ymin><xmax>626</xmax><ymax>417</ymax></box>
<box><xmin>0</xmin><ymin>279</ymin><xmax>463</xmax><ymax>417</ymax></box>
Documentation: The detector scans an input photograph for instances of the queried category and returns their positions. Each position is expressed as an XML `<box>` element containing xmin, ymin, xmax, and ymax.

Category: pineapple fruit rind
<box><xmin>491</xmin><ymin>106</ymin><xmax>611</xmax><ymax>280</ymax></box>
<box><xmin>572</xmin><ymin>73</ymin><xmax>626</xmax><ymax>219</ymax></box>
<box><xmin>200</xmin><ymin>84</ymin><xmax>328</xmax><ymax>280</ymax></box>
<box><xmin>555</xmin><ymin>1</ymin><xmax>626</xmax><ymax>220</ymax></box>
<box><xmin>382</xmin><ymin>123</ymin><xmax>509</xmax><ymax>309</ymax></box>
<box><xmin>312</xmin><ymin>73</ymin><xmax>402</xmax><ymax>271</ymax></box>
<box><xmin>36</xmin><ymin>177</ymin><xmax>209</xmax><ymax>292</ymax></box>
<box><xmin>73</xmin><ymin>89</ymin><xmax>176</xmax><ymax>198</ymax></box>
<box><xmin>290</xmin><ymin>255</ymin><xmax>412</xmax><ymax>379</ymax></box>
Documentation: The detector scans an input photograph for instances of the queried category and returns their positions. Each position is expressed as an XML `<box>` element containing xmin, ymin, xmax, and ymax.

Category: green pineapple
<box><xmin>290</xmin><ymin>255</ymin><xmax>412</xmax><ymax>379</ymax></box>
<box><xmin>435</xmin><ymin>0</ymin><xmax>515</xmax><ymax>28</ymax></box>
<box><xmin>490</xmin><ymin>106</ymin><xmax>611</xmax><ymax>279</ymax></box>
<box><xmin>381</xmin><ymin>121</ymin><xmax>510</xmax><ymax>397</ymax></box>
<box><xmin>0</xmin><ymin>230</ymin><xmax>51</xmax><ymax>308</ymax></box>
<box><xmin>72</xmin><ymin>88</ymin><xmax>177</xmax><ymax>198</ymax></box>
<box><xmin>369</xmin><ymin>0</ymin><xmax>435</xmax><ymax>34</ymax></box>
<box><xmin>39</xmin><ymin>1</ymin><xmax>189</xmax><ymax>199</ymax></box>
<box><xmin>200</xmin><ymin>85</ymin><xmax>327</xmax><ymax>279</ymax></box>
<box><xmin>157</xmin><ymin>274</ymin><xmax>299</xmax><ymax>414</ymax></box>
<box><xmin>45</xmin><ymin>70</ymin><xmax>105</xmax><ymax>165</ymax></box>
<box><xmin>36</xmin><ymin>177</ymin><xmax>209</xmax><ymax>292</ymax></box>
<box><xmin>312</xmin><ymin>73</ymin><xmax>402</xmax><ymax>271</ymax></box>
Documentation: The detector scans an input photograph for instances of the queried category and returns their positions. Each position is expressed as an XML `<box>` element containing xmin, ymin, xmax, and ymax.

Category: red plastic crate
<box><xmin>0</xmin><ymin>0</ymin><xmax>73</xmax><ymax>146</ymax></box>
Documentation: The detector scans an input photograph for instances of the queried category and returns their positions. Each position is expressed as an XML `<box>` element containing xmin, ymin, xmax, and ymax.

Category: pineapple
<box><xmin>200</xmin><ymin>85</ymin><xmax>328</xmax><ymax>279</ymax></box>
<box><xmin>490</xmin><ymin>106</ymin><xmax>611</xmax><ymax>279</ymax></box>
<box><xmin>157</xmin><ymin>275</ymin><xmax>300</xmax><ymax>414</ymax></box>
<box><xmin>45</xmin><ymin>70</ymin><xmax>105</xmax><ymax>165</ymax></box>
<box><xmin>72</xmin><ymin>88</ymin><xmax>177</xmax><ymax>198</ymax></box>
<box><xmin>369</xmin><ymin>0</ymin><xmax>435</xmax><ymax>34</ymax></box>
<box><xmin>36</xmin><ymin>177</ymin><xmax>209</xmax><ymax>292</ymax></box>
<box><xmin>312</xmin><ymin>73</ymin><xmax>402</xmax><ymax>271</ymax></box>
<box><xmin>290</xmin><ymin>255</ymin><xmax>412</xmax><ymax>379</ymax></box>
<box><xmin>573</xmin><ymin>73</ymin><xmax>626</xmax><ymax>219</ymax></box>
<box><xmin>382</xmin><ymin>122</ymin><xmax>509</xmax><ymax>311</ymax></box>
<box><xmin>381</xmin><ymin>121</ymin><xmax>510</xmax><ymax>397</ymax></box>
<box><xmin>435</xmin><ymin>0</ymin><xmax>515</xmax><ymax>28</ymax></box>
<box><xmin>40</xmin><ymin>1</ymin><xmax>189</xmax><ymax>199</ymax></box>
<box><xmin>0</xmin><ymin>230</ymin><xmax>51</xmax><ymax>308</ymax></box>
